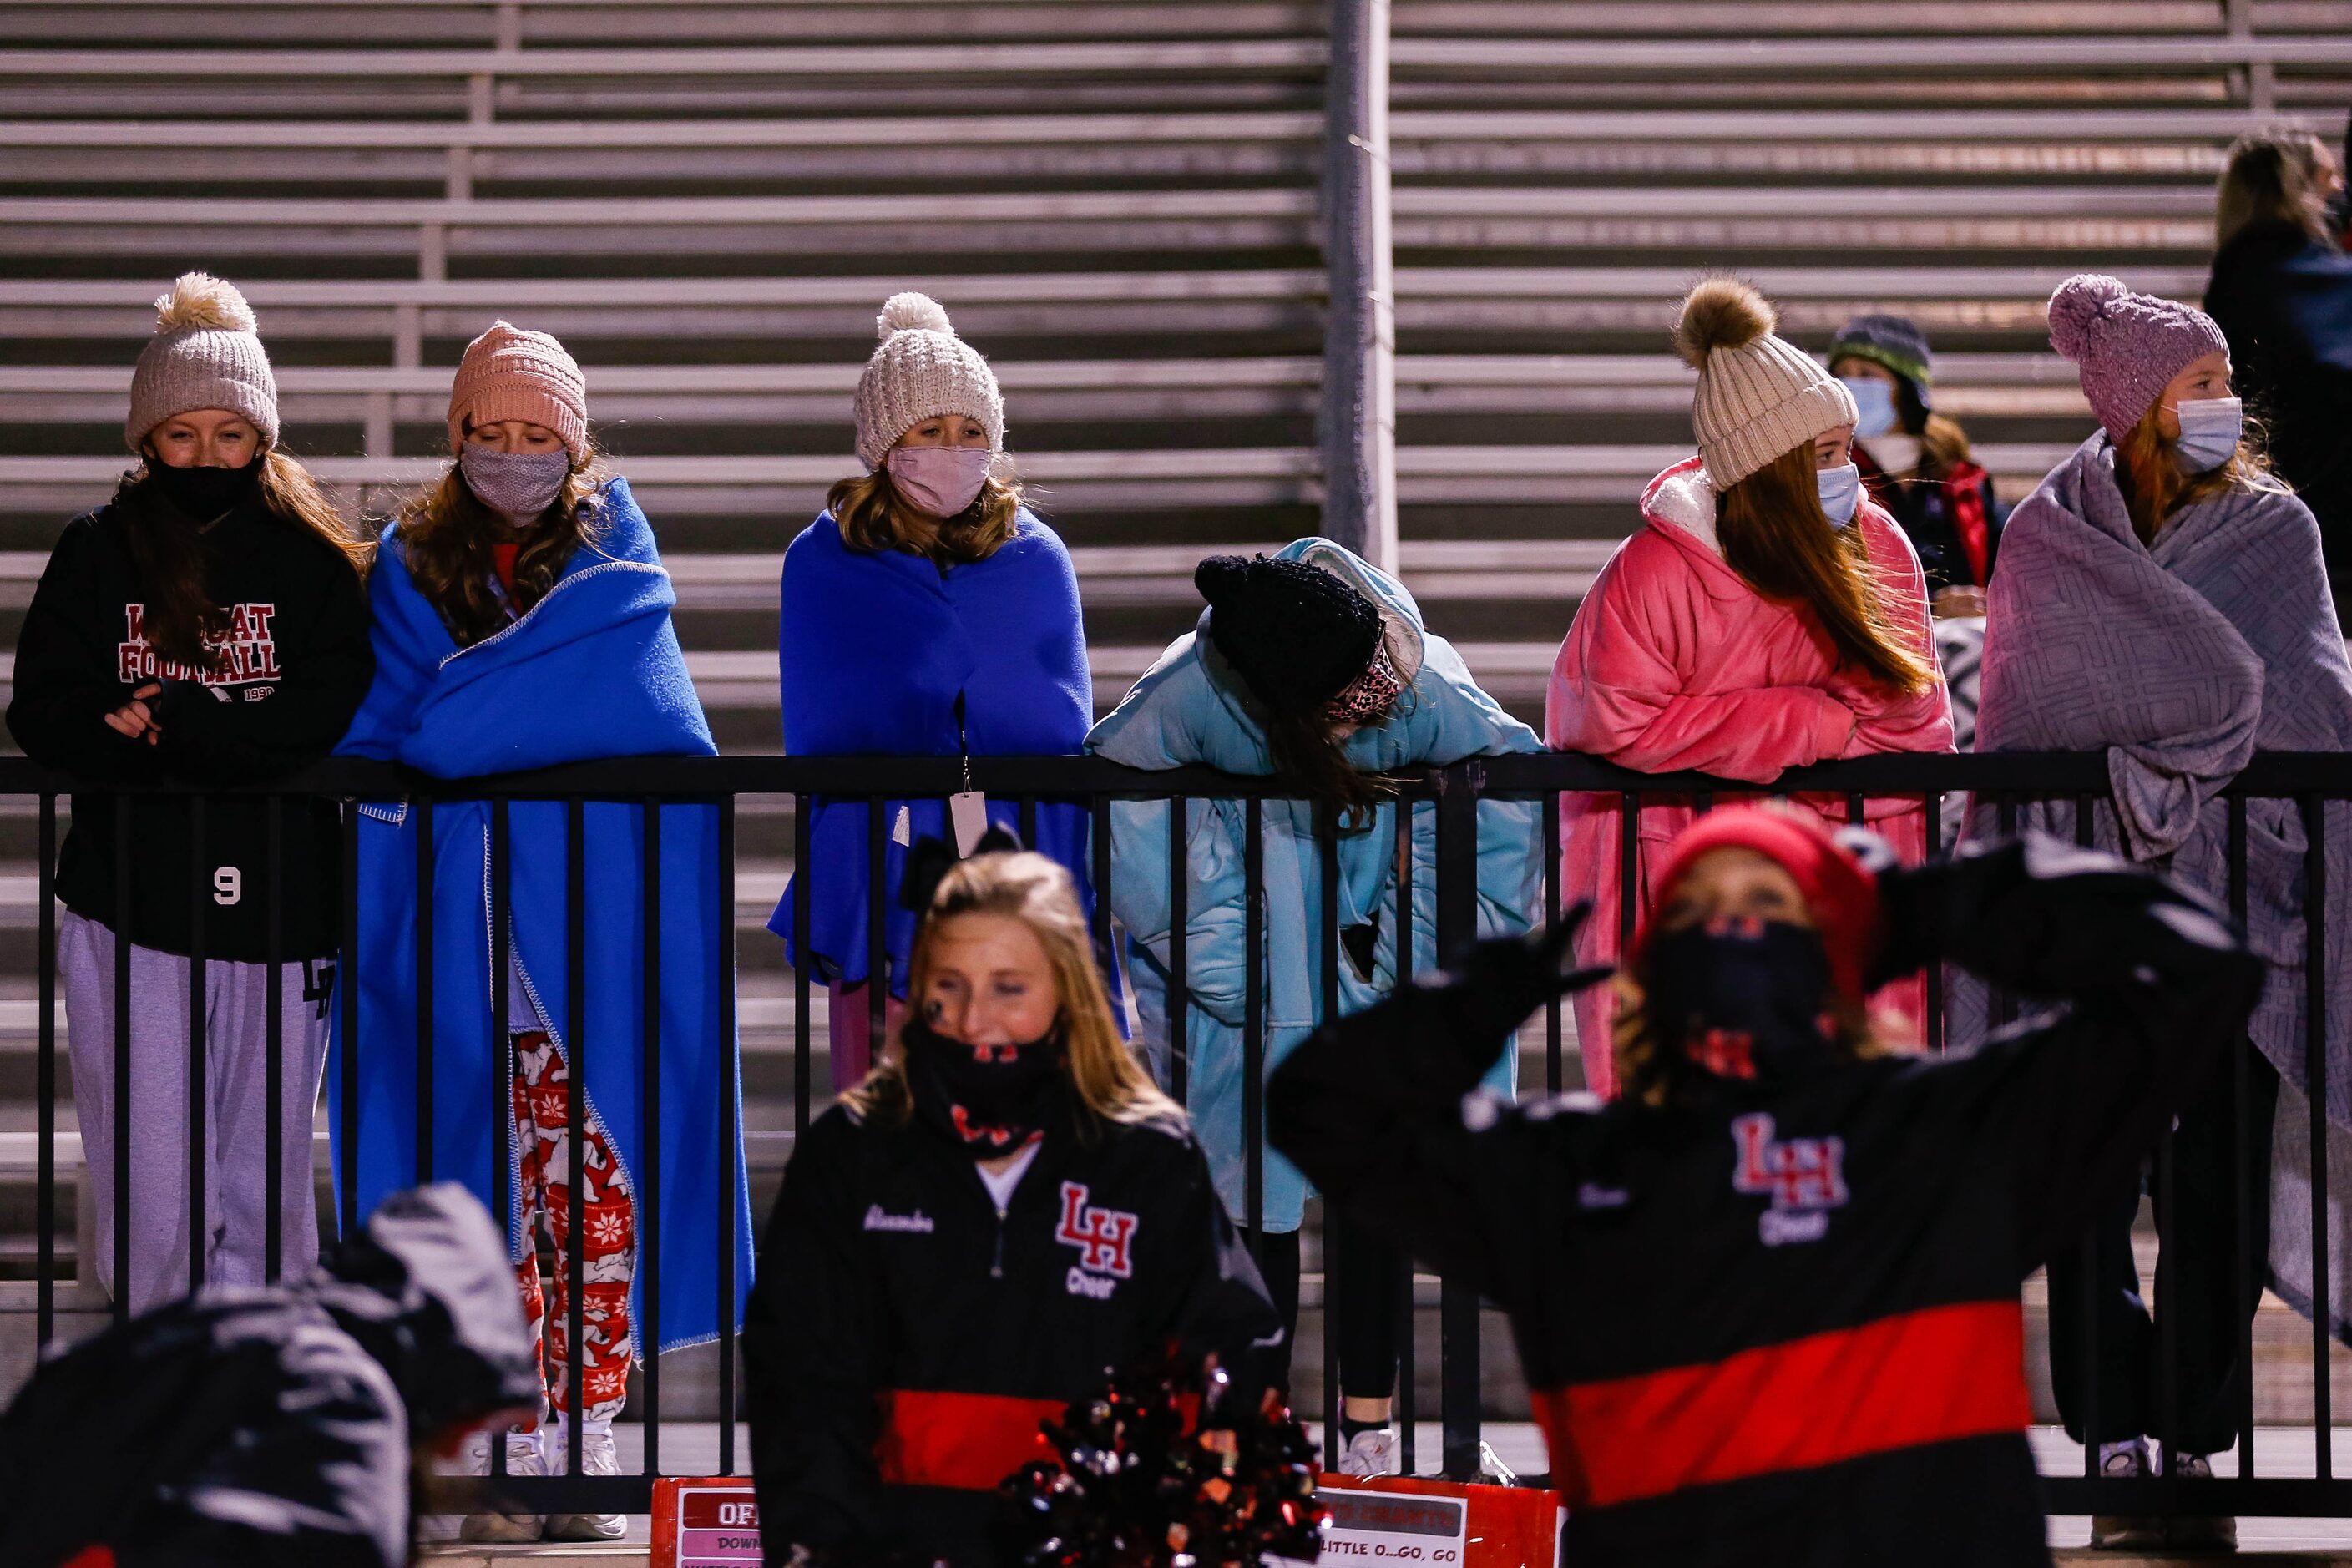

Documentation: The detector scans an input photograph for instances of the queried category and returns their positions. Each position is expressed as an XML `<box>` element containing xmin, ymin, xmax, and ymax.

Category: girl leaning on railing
<box><xmin>6</xmin><ymin>271</ymin><xmax>373</xmax><ymax>1317</ymax></box>
<box><xmin>1546</xmin><ymin>277</ymin><xmax>1955</xmax><ymax>1099</ymax></box>
<box><xmin>332</xmin><ymin>322</ymin><xmax>750</xmax><ymax>1544</ymax></box>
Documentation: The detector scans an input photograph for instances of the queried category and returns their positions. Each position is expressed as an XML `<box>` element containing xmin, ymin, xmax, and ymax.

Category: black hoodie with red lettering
<box><xmin>1270</xmin><ymin>836</ymin><xmax>2264</xmax><ymax>1568</ymax></box>
<box><xmin>7</xmin><ymin>485</ymin><xmax>373</xmax><ymax>961</ymax></box>
<box><xmin>744</xmin><ymin>1096</ymin><xmax>1283</xmax><ymax>1568</ymax></box>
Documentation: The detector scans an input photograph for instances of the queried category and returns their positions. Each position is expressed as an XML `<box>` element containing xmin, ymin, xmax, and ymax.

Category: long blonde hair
<box><xmin>842</xmin><ymin>851</ymin><xmax>1181</xmax><ymax>1130</ymax></box>
<box><xmin>396</xmin><ymin>445</ymin><xmax>613</xmax><ymax>647</ymax></box>
<box><xmin>2113</xmin><ymin>402</ymin><xmax>2291</xmax><ymax>546</ymax></box>
<box><xmin>1715</xmin><ymin>444</ymin><xmax>1938</xmax><ymax>696</ymax></box>
<box><xmin>827</xmin><ymin>465</ymin><xmax>1023</xmax><ymax>563</ymax></box>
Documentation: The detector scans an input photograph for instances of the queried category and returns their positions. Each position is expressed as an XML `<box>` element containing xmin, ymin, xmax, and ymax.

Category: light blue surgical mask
<box><xmin>1841</xmin><ymin>377</ymin><xmax>1899</xmax><ymax>439</ymax></box>
<box><xmin>1816</xmin><ymin>462</ymin><xmax>1862</xmax><ymax>528</ymax></box>
<box><xmin>2171</xmin><ymin>395</ymin><xmax>2243</xmax><ymax>473</ymax></box>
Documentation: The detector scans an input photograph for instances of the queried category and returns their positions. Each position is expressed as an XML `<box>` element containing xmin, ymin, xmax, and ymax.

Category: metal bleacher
<box><xmin>0</xmin><ymin>0</ymin><xmax>2348</xmax><ymax>1411</ymax></box>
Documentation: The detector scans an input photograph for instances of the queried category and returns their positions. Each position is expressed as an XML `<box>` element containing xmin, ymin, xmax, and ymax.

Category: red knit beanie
<box><xmin>1634</xmin><ymin>806</ymin><xmax>1882</xmax><ymax>1004</ymax></box>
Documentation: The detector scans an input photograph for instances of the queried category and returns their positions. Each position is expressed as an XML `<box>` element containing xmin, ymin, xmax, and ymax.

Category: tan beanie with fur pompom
<box><xmin>124</xmin><ymin>272</ymin><xmax>280</xmax><ymax>453</ymax></box>
<box><xmin>1676</xmin><ymin>277</ymin><xmax>1858</xmax><ymax>488</ymax></box>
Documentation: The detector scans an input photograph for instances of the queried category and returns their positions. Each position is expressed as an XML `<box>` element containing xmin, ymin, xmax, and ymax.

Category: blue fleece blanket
<box><xmin>768</xmin><ymin>509</ymin><xmax>1100</xmax><ymax>992</ymax></box>
<box><xmin>331</xmin><ymin>478</ymin><xmax>751</xmax><ymax>1354</ymax></box>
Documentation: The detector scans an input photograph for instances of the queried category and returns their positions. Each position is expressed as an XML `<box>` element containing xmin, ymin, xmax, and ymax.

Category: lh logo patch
<box><xmin>1731</xmin><ymin>1113</ymin><xmax>1849</xmax><ymax>1247</ymax></box>
<box><xmin>1055</xmin><ymin>1181</ymin><xmax>1138</xmax><ymax>1297</ymax></box>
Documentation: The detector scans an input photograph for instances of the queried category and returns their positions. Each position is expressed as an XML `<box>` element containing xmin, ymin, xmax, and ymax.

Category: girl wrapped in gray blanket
<box><xmin>1970</xmin><ymin>271</ymin><xmax>2352</xmax><ymax>1554</ymax></box>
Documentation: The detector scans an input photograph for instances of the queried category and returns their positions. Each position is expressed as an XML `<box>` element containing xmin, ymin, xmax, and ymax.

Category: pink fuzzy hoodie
<box><xmin>1546</xmin><ymin>457</ymin><xmax>1955</xmax><ymax>1095</ymax></box>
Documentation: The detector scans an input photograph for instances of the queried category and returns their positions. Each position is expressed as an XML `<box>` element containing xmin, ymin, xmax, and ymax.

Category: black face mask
<box><xmin>1641</xmin><ymin>918</ymin><xmax>1837</xmax><ymax>1083</ymax></box>
<box><xmin>902</xmin><ymin>1019</ymin><xmax>1069</xmax><ymax>1158</ymax></box>
<box><xmin>147</xmin><ymin>456</ymin><xmax>262</xmax><ymax>522</ymax></box>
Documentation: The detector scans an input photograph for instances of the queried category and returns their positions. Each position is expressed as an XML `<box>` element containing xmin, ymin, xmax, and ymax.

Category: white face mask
<box><xmin>1859</xmin><ymin>432</ymin><xmax>1923</xmax><ymax>474</ymax></box>
<box><xmin>1816</xmin><ymin>462</ymin><xmax>1863</xmax><ymax>528</ymax></box>
<box><xmin>2170</xmin><ymin>395</ymin><xmax>2243</xmax><ymax>473</ymax></box>
<box><xmin>1841</xmin><ymin>377</ymin><xmax>1900</xmax><ymax>439</ymax></box>
<box><xmin>887</xmin><ymin>444</ymin><xmax>993</xmax><ymax>519</ymax></box>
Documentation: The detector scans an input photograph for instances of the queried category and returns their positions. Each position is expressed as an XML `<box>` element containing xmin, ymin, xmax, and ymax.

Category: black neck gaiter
<box><xmin>902</xmin><ymin>1019</ymin><xmax>1070</xmax><ymax>1158</ymax></box>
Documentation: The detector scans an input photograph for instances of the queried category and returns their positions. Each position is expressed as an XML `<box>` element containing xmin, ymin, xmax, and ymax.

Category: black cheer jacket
<box><xmin>744</xmin><ymin>1097</ymin><xmax>1283</xmax><ymax>1567</ymax></box>
<box><xmin>1270</xmin><ymin>837</ymin><xmax>2264</xmax><ymax>1568</ymax></box>
<box><xmin>6</xmin><ymin>491</ymin><xmax>373</xmax><ymax>961</ymax></box>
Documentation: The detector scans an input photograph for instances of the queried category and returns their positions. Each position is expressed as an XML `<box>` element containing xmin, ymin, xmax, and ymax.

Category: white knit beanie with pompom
<box><xmin>852</xmin><ymin>291</ymin><xmax>1004</xmax><ymax>469</ymax></box>
<box><xmin>124</xmin><ymin>271</ymin><xmax>280</xmax><ymax>453</ymax></box>
<box><xmin>1675</xmin><ymin>276</ymin><xmax>1859</xmax><ymax>488</ymax></box>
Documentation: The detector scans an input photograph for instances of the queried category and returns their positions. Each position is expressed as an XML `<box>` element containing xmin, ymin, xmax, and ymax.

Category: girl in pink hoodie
<box><xmin>1548</xmin><ymin>279</ymin><xmax>1953</xmax><ymax>1096</ymax></box>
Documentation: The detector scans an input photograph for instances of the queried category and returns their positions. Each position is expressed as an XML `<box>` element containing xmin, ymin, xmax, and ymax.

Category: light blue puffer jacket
<box><xmin>1086</xmin><ymin>538</ymin><xmax>1543</xmax><ymax>1231</ymax></box>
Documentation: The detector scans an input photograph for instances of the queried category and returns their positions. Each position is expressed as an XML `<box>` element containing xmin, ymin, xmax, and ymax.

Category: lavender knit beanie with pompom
<box><xmin>2046</xmin><ymin>274</ymin><xmax>2231</xmax><ymax>441</ymax></box>
<box><xmin>852</xmin><ymin>292</ymin><xmax>1004</xmax><ymax>469</ymax></box>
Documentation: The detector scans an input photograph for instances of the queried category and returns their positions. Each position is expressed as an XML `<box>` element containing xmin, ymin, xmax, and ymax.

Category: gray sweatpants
<box><xmin>61</xmin><ymin>910</ymin><xmax>331</xmax><ymax>1316</ymax></box>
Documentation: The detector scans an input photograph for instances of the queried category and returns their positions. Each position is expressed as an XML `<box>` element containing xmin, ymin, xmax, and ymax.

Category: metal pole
<box><xmin>1320</xmin><ymin>0</ymin><xmax>1396</xmax><ymax>571</ymax></box>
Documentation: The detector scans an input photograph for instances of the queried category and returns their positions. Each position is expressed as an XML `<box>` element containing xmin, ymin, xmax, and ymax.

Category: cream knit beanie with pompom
<box><xmin>1675</xmin><ymin>277</ymin><xmax>1859</xmax><ymax>488</ymax></box>
<box><xmin>852</xmin><ymin>292</ymin><xmax>1004</xmax><ymax>469</ymax></box>
<box><xmin>124</xmin><ymin>271</ymin><xmax>280</xmax><ymax>453</ymax></box>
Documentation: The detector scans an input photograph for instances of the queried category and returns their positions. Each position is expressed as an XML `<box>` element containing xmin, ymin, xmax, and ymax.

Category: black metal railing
<box><xmin>7</xmin><ymin>749</ymin><xmax>2352</xmax><ymax>1524</ymax></box>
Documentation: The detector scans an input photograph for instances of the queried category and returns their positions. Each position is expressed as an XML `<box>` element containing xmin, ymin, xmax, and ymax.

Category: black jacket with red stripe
<box><xmin>1269</xmin><ymin>836</ymin><xmax>2264</xmax><ymax>1568</ymax></box>
<box><xmin>745</xmin><ymin>1095</ymin><xmax>1282</xmax><ymax>1567</ymax></box>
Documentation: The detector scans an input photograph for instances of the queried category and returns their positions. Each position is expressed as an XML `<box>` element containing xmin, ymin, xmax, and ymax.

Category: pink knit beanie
<box><xmin>2046</xmin><ymin>274</ymin><xmax>2231</xmax><ymax>442</ymax></box>
<box><xmin>446</xmin><ymin>321</ymin><xmax>589</xmax><ymax>461</ymax></box>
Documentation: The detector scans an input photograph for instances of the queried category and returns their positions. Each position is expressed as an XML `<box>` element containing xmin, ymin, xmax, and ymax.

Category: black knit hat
<box><xmin>1827</xmin><ymin>313</ymin><xmax>1935</xmax><ymax>409</ymax></box>
<box><xmin>1195</xmin><ymin>554</ymin><xmax>1382</xmax><ymax>716</ymax></box>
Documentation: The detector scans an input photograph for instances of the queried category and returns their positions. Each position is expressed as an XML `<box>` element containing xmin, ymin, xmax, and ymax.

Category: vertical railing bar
<box><xmin>1168</xmin><ymin>796</ymin><xmax>1189</xmax><ymax>1104</ymax></box>
<box><xmin>1242</xmin><ymin>799</ymin><xmax>1265</xmax><ymax>1267</ymax></box>
<box><xmin>1845</xmin><ymin>790</ymin><xmax>1864</xmax><ymax>827</ymax></box>
<box><xmin>1019</xmin><ymin>794</ymin><xmax>1038</xmax><ymax>855</ymax></box>
<box><xmin>490</xmin><ymin>797</ymin><xmax>512</xmax><ymax>1484</ymax></box>
<box><xmin>339</xmin><ymin>802</ymin><xmax>359</xmax><ymax>1244</ymax></box>
<box><xmin>718</xmin><ymin>796</ymin><xmax>741</xmax><ymax>1475</ymax></box>
<box><xmin>1543</xmin><ymin>790</ymin><xmax>1561</xmax><ymax>1095</ymax></box>
<box><xmin>1922</xmin><ymin>789</ymin><xmax>1943</xmax><ymax>1055</ymax></box>
<box><xmin>265</xmin><ymin>796</ymin><xmax>283</xmax><ymax>1284</ymax></box>
<box><xmin>1393</xmin><ymin>791</ymin><xmax>1415</xmax><ymax>1477</ymax></box>
<box><xmin>1435</xmin><ymin>765</ymin><xmax>1481</xmax><ymax>1481</ymax></box>
<box><xmin>114</xmin><ymin>797</ymin><xmax>129</xmax><ymax>1325</ymax></box>
<box><xmin>1091</xmin><ymin>793</ymin><xmax>1115</xmax><ymax>982</ymax></box>
<box><xmin>415</xmin><ymin>796</ymin><xmax>435</xmax><ymax>1184</ymax></box>
<box><xmin>866</xmin><ymin>798</ymin><xmax>886</xmax><ymax>1050</ymax></box>
<box><xmin>793</xmin><ymin>796</ymin><xmax>811</xmax><ymax>1140</ymax></box>
<box><xmin>35</xmin><ymin>794</ymin><xmax>55</xmax><ymax>1347</ymax></box>
<box><xmin>564</xmin><ymin>797</ymin><xmax>586</xmax><ymax>1479</ymax></box>
<box><xmin>2073</xmin><ymin>795</ymin><xmax>2100</xmax><ymax>1481</ymax></box>
<box><xmin>188</xmin><ymin>795</ymin><xmax>206</xmax><ymax>1300</ymax></box>
<box><xmin>642</xmin><ymin>797</ymin><xmax>662</xmax><ymax>1479</ymax></box>
<box><xmin>1616</xmin><ymin>790</ymin><xmax>1638</xmax><ymax>964</ymax></box>
<box><xmin>2228</xmin><ymin>793</ymin><xmax>2255</xmax><ymax>1468</ymax></box>
<box><xmin>2305</xmin><ymin>791</ymin><xmax>2331</xmax><ymax>1479</ymax></box>
<box><xmin>1318</xmin><ymin>803</ymin><xmax>1342</xmax><ymax>1473</ymax></box>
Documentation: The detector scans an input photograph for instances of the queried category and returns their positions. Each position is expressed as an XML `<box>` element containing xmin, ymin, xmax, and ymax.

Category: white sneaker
<box><xmin>1475</xmin><ymin>1441</ymin><xmax>1519</xmax><ymax>1487</ymax></box>
<box><xmin>2088</xmin><ymin>1437</ymin><xmax>2161</xmax><ymax>1551</ymax></box>
<box><xmin>458</xmin><ymin>1430</ymin><xmax>548</xmax><ymax>1544</ymax></box>
<box><xmin>1338</xmin><ymin>1427</ymin><xmax>1400</xmax><ymax>1478</ymax></box>
<box><xmin>544</xmin><ymin>1423</ymin><xmax>630</xmax><ymax>1541</ymax></box>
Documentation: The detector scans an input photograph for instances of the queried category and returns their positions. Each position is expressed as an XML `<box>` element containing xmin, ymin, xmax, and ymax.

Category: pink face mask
<box><xmin>887</xmin><ymin>444</ymin><xmax>993</xmax><ymax>519</ymax></box>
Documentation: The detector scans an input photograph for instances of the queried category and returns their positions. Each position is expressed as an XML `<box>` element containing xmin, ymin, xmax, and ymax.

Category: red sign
<box><xmin>651</xmin><ymin>1478</ymin><xmax>761</xmax><ymax>1568</ymax></box>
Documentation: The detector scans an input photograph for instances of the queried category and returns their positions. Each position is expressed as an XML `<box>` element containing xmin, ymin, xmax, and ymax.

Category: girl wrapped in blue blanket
<box><xmin>334</xmin><ymin>324</ymin><xmax>749</xmax><ymax>1544</ymax></box>
<box><xmin>771</xmin><ymin>292</ymin><xmax>1102</xmax><ymax>1090</ymax></box>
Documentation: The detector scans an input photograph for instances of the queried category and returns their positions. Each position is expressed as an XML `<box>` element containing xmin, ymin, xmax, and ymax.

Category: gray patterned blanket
<box><xmin>1970</xmin><ymin>432</ymin><xmax>2352</xmax><ymax>1339</ymax></box>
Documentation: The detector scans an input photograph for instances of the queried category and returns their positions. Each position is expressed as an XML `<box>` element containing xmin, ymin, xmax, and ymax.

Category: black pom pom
<box><xmin>994</xmin><ymin>1346</ymin><xmax>1328</xmax><ymax>1568</ymax></box>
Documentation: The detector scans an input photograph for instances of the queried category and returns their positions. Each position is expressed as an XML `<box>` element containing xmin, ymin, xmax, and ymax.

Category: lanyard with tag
<box><xmin>948</xmin><ymin>690</ymin><xmax>989</xmax><ymax>857</ymax></box>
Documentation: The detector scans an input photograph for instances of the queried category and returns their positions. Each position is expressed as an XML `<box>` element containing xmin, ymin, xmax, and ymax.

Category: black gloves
<box><xmin>1440</xmin><ymin>903</ymin><xmax>1616</xmax><ymax>1070</ymax></box>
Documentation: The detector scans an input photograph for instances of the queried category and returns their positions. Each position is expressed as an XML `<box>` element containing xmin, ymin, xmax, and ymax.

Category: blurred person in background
<box><xmin>2203</xmin><ymin>127</ymin><xmax>2352</xmax><ymax>622</ymax></box>
<box><xmin>1828</xmin><ymin>313</ymin><xmax>2005</xmax><ymax>620</ymax></box>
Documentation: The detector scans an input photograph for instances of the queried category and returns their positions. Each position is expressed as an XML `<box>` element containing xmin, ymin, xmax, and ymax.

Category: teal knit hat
<box><xmin>1828</xmin><ymin>314</ymin><xmax>1935</xmax><ymax>408</ymax></box>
